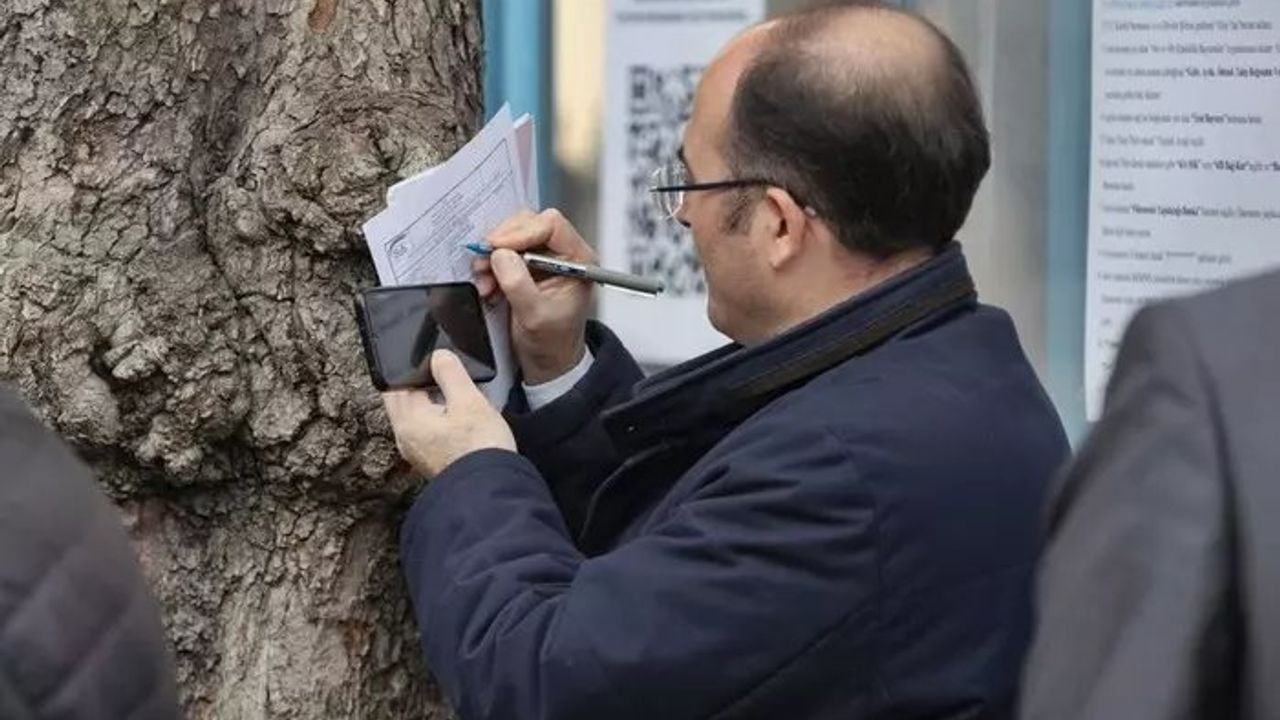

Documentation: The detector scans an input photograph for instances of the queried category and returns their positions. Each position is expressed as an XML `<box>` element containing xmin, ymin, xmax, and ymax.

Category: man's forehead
<box><xmin>683</xmin><ymin>22</ymin><xmax>777</xmax><ymax>161</ymax></box>
<box><xmin>696</xmin><ymin>26</ymin><xmax>770</xmax><ymax>107</ymax></box>
<box><xmin>687</xmin><ymin>52</ymin><xmax>750</xmax><ymax>145</ymax></box>
<box><xmin>696</xmin><ymin>24</ymin><xmax>773</xmax><ymax>124</ymax></box>
<box><xmin>715</xmin><ymin>21</ymin><xmax>778</xmax><ymax>66</ymax></box>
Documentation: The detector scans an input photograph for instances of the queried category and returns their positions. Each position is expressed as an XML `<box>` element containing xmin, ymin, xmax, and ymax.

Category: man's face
<box><xmin>676</xmin><ymin>48</ymin><xmax>773</xmax><ymax>344</ymax></box>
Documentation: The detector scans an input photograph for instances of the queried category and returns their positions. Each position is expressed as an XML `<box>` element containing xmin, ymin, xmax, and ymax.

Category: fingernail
<box><xmin>491</xmin><ymin>249</ymin><xmax>517</xmax><ymax>270</ymax></box>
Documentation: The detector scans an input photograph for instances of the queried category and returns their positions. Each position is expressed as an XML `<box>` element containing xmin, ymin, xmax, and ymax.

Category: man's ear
<box><xmin>761</xmin><ymin>186</ymin><xmax>812</xmax><ymax>270</ymax></box>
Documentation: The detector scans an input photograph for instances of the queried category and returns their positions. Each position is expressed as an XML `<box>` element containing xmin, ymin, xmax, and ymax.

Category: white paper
<box><xmin>516</xmin><ymin>115</ymin><xmax>540</xmax><ymax>210</ymax></box>
<box><xmin>1086</xmin><ymin>3</ymin><xmax>1280</xmax><ymax>418</ymax></box>
<box><xmin>389</xmin><ymin>114</ymin><xmax>539</xmax><ymax>210</ymax></box>
<box><xmin>597</xmin><ymin>0</ymin><xmax>765</xmax><ymax>366</ymax></box>
<box><xmin>362</xmin><ymin>105</ymin><xmax>528</xmax><ymax>406</ymax></box>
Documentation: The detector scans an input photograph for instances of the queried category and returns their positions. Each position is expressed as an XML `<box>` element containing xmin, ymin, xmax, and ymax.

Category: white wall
<box><xmin>551</xmin><ymin>0</ymin><xmax>1053</xmax><ymax>375</ymax></box>
<box><xmin>915</xmin><ymin>0</ymin><xmax>1051</xmax><ymax>376</ymax></box>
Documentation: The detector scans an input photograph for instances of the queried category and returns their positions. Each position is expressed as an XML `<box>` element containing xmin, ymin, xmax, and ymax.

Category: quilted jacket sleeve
<box><xmin>0</xmin><ymin>388</ymin><xmax>181</xmax><ymax>720</ymax></box>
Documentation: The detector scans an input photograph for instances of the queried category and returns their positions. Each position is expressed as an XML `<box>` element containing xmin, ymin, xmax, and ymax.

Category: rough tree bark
<box><xmin>0</xmin><ymin>0</ymin><xmax>483</xmax><ymax>717</ymax></box>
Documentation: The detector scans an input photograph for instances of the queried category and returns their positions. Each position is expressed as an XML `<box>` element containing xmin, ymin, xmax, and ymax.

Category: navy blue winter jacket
<box><xmin>401</xmin><ymin>244</ymin><xmax>1069</xmax><ymax>719</ymax></box>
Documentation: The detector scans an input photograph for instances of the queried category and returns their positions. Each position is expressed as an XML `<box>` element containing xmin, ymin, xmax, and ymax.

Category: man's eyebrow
<box><xmin>677</xmin><ymin>145</ymin><xmax>687</xmax><ymax>167</ymax></box>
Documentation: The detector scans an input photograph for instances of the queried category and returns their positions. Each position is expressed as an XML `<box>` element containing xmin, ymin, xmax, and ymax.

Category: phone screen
<box><xmin>358</xmin><ymin>284</ymin><xmax>497</xmax><ymax>389</ymax></box>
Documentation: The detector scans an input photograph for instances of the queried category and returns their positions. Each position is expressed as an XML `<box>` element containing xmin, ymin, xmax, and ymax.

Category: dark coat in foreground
<box><xmin>404</xmin><ymin>245</ymin><xmax>1069</xmax><ymax>719</ymax></box>
<box><xmin>0</xmin><ymin>389</ymin><xmax>180</xmax><ymax>720</ymax></box>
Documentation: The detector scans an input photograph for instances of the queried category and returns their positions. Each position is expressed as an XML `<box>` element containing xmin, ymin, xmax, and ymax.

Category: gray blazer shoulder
<box><xmin>1022</xmin><ymin>268</ymin><xmax>1280</xmax><ymax>720</ymax></box>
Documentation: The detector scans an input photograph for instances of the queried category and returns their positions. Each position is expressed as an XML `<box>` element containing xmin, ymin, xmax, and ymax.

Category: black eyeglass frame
<box><xmin>649</xmin><ymin>178</ymin><xmax>820</xmax><ymax>219</ymax></box>
<box><xmin>649</xmin><ymin>178</ymin><xmax>769</xmax><ymax>195</ymax></box>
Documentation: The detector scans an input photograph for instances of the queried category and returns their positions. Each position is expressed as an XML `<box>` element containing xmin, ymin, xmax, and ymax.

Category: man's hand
<box><xmin>382</xmin><ymin>351</ymin><xmax>517</xmax><ymax>479</ymax></box>
<box><xmin>473</xmin><ymin>209</ymin><xmax>594</xmax><ymax>385</ymax></box>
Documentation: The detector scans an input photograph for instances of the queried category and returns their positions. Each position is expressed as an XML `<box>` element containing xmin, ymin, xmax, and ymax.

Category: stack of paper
<box><xmin>361</xmin><ymin>105</ymin><xmax>539</xmax><ymax>406</ymax></box>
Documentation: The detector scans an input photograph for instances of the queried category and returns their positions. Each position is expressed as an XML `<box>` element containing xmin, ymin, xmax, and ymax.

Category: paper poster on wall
<box><xmin>1086</xmin><ymin>2</ymin><xmax>1280</xmax><ymax>419</ymax></box>
<box><xmin>598</xmin><ymin>0</ymin><xmax>766</xmax><ymax>367</ymax></box>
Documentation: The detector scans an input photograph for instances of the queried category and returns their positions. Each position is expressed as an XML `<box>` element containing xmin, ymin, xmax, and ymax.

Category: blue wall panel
<box><xmin>1046</xmin><ymin>0</ymin><xmax>1091</xmax><ymax>441</ymax></box>
<box><xmin>483</xmin><ymin>0</ymin><xmax>554</xmax><ymax>206</ymax></box>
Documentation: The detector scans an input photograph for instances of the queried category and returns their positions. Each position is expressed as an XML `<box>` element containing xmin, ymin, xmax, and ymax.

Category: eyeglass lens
<box><xmin>651</xmin><ymin>164</ymin><xmax>686</xmax><ymax>219</ymax></box>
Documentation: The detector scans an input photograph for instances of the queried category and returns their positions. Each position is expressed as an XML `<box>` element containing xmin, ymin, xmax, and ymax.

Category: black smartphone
<box><xmin>353</xmin><ymin>283</ymin><xmax>497</xmax><ymax>391</ymax></box>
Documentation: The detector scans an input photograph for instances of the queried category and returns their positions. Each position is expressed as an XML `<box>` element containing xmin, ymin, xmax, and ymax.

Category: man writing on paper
<box><xmin>383</xmin><ymin>4</ymin><xmax>1069</xmax><ymax>719</ymax></box>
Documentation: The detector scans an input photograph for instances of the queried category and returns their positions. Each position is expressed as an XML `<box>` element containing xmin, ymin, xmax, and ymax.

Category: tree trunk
<box><xmin>0</xmin><ymin>1</ymin><xmax>482</xmax><ymax>716</ymax></box>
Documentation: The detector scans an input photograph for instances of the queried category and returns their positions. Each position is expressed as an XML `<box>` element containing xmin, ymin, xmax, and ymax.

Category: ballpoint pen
<box><xmin>465</xmin><ymin>242</ymin><xmax>665</xmax><ymax>297</ymax></box>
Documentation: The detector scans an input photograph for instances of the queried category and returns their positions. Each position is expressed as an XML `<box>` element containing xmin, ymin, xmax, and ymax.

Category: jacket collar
<box><xmin>601</xmin><ymin>242</ymin><xmax>978</xmax><ymax>455</ymax></box>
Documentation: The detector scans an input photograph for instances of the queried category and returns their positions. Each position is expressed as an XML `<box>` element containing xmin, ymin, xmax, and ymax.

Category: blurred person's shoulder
<box><xmin>0</xmin><ymin>386</ymin><xmax>181</xmax><ymax>720</ymax></box>
<box><xmin>1133</xmin><ymin>267</ymin><xmax>1280</xmax><ymax>374</ymax></box>
<box><xmin>1177</xmin><ymin>266</ymin><xmax>1280</xmax><ymax>328</ymax></box>
<box><xmin>1117</xmin><ymin>268</ymin><xmax>1280</xmax><ymax>474</ymax></box>
<box><xmin>0</xmin><ymin>385</ymin><xmax>101</xmax><ymax>534</ymax></box>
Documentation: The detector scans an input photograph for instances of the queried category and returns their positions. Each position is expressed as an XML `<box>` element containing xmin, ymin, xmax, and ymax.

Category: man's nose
<box><xmin>675</xmin><ymin>202</ymin><xmax>692</xmax><ymax>229</ymax></box>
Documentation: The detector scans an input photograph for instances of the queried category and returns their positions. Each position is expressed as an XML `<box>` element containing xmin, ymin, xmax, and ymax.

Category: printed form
<box><xmin>362</xmin><ymin>105</ymin><xmax>530</xmax><ymax>407</ymax></box>
<box><xmin>1086</xmin><ymin>2</ymin><xmax>1280</xmax><ymax>417</ymax></box>
<box><xmin>389</xmin><ymin>113</ymin><xmax>539</xmax><ymax>209</ymax></box>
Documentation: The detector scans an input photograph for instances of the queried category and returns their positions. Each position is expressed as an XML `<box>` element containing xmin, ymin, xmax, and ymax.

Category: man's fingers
<box><xmin>489</xmin><ymin>208</ymin><xmax>537</xmax><ymax>236</ymax></box>
<box><xmin>383</xmin><ymin>389</ymin><xmax>441</xmax><ymax>418</ymax></box>
<box><xmin>537</xmin><ymin>209</ymin><xmax>593</xmax><ymax>263</ymax></box>
<box><xmin>486</xmin><ymin>209</ymin><xmax>546</xmax><ymax>252</ymax></box>
<box><xmin>431</xmin><ymin>351</ymin><xmax>487</xmax><ymax>410</ymax></box>
<box><xmin>489</xmin><ymin>249</ymin><xmax>540</xmax><ymax>312</ymax></box>
<box><xmin>487</xmin><ymin>209</ymin><xmax>595</xmax><ymax>265</ymax></box>
<box><xmin>473</xmin><ymin>256</ymin><xmax>498</xmax><ymax>298</ymax></box>
<box><xmin>474</xmin><ymin>272</ymin><xmax>497</xmax><ymax>298</ymax></box>
<box><xmin>381</xmin><ymin>391</ymin><xmax>443</xmax><ymax>454</ymax></box>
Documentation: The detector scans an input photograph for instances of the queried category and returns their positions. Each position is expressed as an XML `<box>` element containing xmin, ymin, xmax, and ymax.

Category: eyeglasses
<box><xmin>648</xmin><ymin>161</ymin><xmax>769</xmax><ymax>219</ymax></box>
<box><xmin>648</xmin><ymin>159</ymin><xmax>819</xmax><ymax>220</ymax></box>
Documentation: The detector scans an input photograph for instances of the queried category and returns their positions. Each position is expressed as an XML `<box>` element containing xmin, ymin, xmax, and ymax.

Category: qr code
<box><xmin>625</xmin><ymin>64</ymin><xmax>706</xmax><ymax>297</ymax></box>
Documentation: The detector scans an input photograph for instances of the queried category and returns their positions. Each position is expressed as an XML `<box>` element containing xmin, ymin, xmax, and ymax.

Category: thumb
<box><xmin>431</xmin><ymin>350</ymin><xmax>487</xmax><ymax>410</ymax></box>
<box><xmin>489</xmin><ymin>249</ymin><xmax>539</xmax><ymax>312</ymax></box>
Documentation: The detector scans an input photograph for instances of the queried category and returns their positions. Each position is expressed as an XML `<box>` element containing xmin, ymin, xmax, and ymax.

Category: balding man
<box><xmin>383</xmin><ymin>3</ymin><xmax>1068</xmax><ymax>718</ymax></box>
